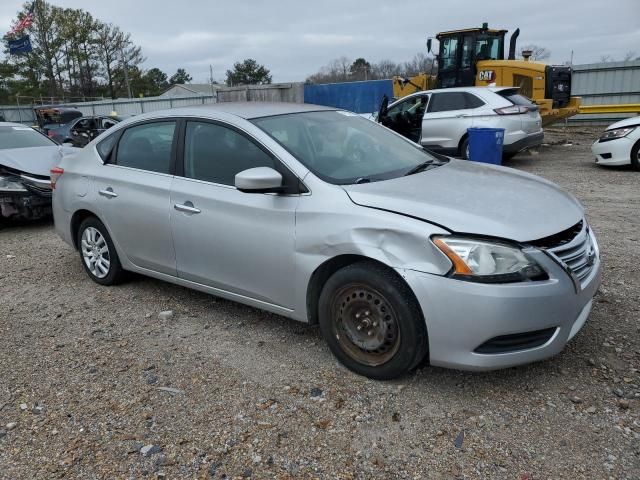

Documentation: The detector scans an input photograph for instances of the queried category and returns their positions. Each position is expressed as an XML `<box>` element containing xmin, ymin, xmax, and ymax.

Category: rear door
<box><xmin>421</xmin><ymin>91</ymin><xmax>474</xmax><ymax>151</ymax></box>
<box><xmin>95</xmin><ymin>120</ymin><xmax>177</xmax><ymax>275</ymax></box>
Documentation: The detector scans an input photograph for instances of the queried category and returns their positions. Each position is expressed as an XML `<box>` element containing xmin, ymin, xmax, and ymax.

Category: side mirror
<box><xmin>426</xmin><ymin>38</ymin><xmax>432</xmax><ymax>54</ymax></box>
<box><xmin>235</xmin><ymin>167</ymin><xmax>283</xmax><ymax>193</ymax></box>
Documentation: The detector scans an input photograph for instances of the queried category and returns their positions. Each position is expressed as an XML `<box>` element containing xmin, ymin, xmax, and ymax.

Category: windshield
<box><xmin>0</xmin><ymin>126</ymin><xmax>57</xmax><ymax>150</ymax></box>
<box><xmin>252</xmin><ymin>111</ymin><xmax>445</xmax><ymax>184</ymax></box>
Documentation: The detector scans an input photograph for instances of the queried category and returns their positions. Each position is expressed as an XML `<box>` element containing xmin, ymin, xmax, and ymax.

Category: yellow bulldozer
<box><xmin>394</xmin><ymin>24</ymin><xmax>581</xmax><ymax>126</ymax></box>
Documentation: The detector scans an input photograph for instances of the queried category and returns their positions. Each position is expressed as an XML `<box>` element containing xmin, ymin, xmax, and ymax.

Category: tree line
<box><xmin>305</xmin><ymin>53</ymin><xmax>437</xmax><ymax>84</ymax></box>
<box><xmin>0</xmin><ymin>1</ymin><xmax>196</xmax><ymax>103</ymax></box>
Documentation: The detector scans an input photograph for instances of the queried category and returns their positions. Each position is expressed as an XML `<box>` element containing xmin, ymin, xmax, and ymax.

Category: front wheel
<box><xmin>318</xmin><ymin>262</ymin><xmax>428</xmax><ymax>380</ymax></box>
<box><xmin>77</xmin><ymin>217</ymin><xmax>125</xmax><ymax>285</ymax></box>
<box><xmin>631</xmin><ymin>140</ymin><xmax>640</xmax><ymax>171</ymax></box>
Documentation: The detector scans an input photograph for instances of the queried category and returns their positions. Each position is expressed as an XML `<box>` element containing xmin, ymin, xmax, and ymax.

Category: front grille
<box><xmin>474</xmin><ymin>327</ymin><xmax>557</xmax><ymax>354</ymax></box>
<box><xmin>531</xmin><ymin>220</ymin><xmax>597</xmax><ymax>286</ymax></box>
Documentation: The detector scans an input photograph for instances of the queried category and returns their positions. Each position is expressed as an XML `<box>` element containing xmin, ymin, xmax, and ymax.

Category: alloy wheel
<box><xmin>81</xmin><ymin>226</ymin><xmax>111</xmax><ymax>279</ymax></box>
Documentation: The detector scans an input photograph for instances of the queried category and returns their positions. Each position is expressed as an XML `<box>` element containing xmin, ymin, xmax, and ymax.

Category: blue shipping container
<box><xmin>304</xmin><ymin>80</ymin><xmax>393</xmax><ymax>114</ymax></box>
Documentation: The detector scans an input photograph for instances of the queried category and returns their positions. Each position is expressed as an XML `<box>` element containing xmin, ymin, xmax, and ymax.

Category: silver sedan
<box><xmin>52</xmin><ymin>103</ymin><xmax>601</xmax><ymax>379</ymax></box>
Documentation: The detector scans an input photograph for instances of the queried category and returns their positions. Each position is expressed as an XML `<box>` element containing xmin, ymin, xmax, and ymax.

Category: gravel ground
<box><xmin>0</xmin><ymin>126</ymin><xmax>639</xmax><ymax>479</ymax></box>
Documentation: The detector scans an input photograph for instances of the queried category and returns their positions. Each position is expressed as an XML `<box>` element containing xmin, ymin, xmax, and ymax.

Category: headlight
<box><xmin>599</xmin><ymin>127</ymin><xmax>636</xmax><ymax>142</ymax></box>
<box><xmin>432</xmin><ymin>236</ymin><xmax>547</xmax><ymax>283</ymax></box>
<box><xmin>0</xmin><ymin>175</ymin><xmax>28</xmax><ymax>193</ymax></box>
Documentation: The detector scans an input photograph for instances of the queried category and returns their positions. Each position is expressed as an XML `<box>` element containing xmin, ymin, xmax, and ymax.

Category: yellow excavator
<box><xmin>394</xmin><ymin>24</ymin><xmax>581</xmax><ymax>126</ymax></box>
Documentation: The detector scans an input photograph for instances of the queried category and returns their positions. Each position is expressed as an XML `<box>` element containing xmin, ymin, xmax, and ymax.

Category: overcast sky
<box><xmin>1</xmin><ymin>0</ymin><xmax>639</xmax><ymax>83</ymax></box>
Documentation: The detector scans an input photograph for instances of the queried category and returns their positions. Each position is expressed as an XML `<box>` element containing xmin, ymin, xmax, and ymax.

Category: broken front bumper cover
<box><xmin>0</xmin><ymin>191</ymin><xmax>52</xmax><ymax>220</ymax></box>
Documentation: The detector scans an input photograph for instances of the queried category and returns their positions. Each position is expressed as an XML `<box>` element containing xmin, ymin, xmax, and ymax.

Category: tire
<box><xmin>460</xmin><ymin>136</ymin><xmax>470</xmax><ymax>160</ymax></box>
<box><xmin>77</xmin><ymin>217</ymin><xmax>125</xmax><ymax>285</ymax></box>
<box><xmin>503</xmin><ymin>151</ymin><xmax>518</xmax><ymax>160</ymax></box>
<box><xmin>631</xmin><ymin>140</ymin><xmax>640</xmax><ymax>171</ymax></box>
<box><xmin>318</xmin><ymin>262</ymin><xmax>428</xmax><ymax>380</ymax></box>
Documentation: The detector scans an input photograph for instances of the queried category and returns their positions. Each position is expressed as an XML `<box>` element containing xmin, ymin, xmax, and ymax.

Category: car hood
<box><xmin>606</xmin><ymin>117</ymin><xmax>640</xmax><ymax>130</ymax></box>
<box><xmin>0</xmin><ymin>146</ymin><xmax>74</xmax><ymax>177</ymax></box>
<box><xmin>342</xmin><ymin>159</ymin><xmax>584</xmax><ymax>242</ymax></box>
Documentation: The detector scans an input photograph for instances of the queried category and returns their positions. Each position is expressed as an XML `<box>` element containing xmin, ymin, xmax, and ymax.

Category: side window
<box><xmin>75</xmin><ymin>119</ymin><xmax>91</xmax><ymax>130</ymax></box>
<box><xmin>184</xmin><ymin>121</ymin><xmax>274</xmax><ymax>186</ymax></box>
<box><xmin>428</xmin><ymin>92</ymin><xmax>468</xmax><ymax>113</ymax></box>
<box><xmin>102</xmin><ymin>118</ymin><xmax>118</xmax><ymax>129</ymax></box>
<box><xmin>440</xmin><ymin>37</ymin><xmax>459</xmax><ymax>70</ymax></box>
<box><xmin>115</xmin><ymin>121</ymin><xmax>176</xmax><ymax>174</ymax></box>
<box><xmin>387</xmin><ymin>95</ymin><xmax>429</xmax><ymax>117</ymax></box>
<box><xmin>97</xmin><ymin>133</ymin><xmax>119</xmax><ymax>162</ymax></box>
<box><xmin>464</xmin><ymin>93</ymin><xmax>485</xmax><ymax>108</ymax></box>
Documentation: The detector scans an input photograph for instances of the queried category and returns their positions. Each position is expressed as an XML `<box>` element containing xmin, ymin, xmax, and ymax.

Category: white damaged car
<box><xmin>591</xmin><ymin>116</ymin><xmax>640</xmax><ymax>170</ymax></box>
<box><xmin>0</xmin><ymin>122</ymin><xmax>76</xmax><ymax>221</ymax></box>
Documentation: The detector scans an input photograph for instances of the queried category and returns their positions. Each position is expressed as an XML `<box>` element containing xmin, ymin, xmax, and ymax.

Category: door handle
<box><xmin>456</xmin><ymin>114</ymin><xmax>470</xmax><ymax>118</ymax></box>
<box><xmin>98</xmin><ymin>188</ymin><xmax>118</xmax><ymax>198</ymax></box>
<box><xmin>174</xmin><ymin>202</ymin><xmax>201</xmax><ymax>214</ymax></box>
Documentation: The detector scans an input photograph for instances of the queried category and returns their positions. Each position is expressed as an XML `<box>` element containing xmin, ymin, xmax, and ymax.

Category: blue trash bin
<box><xmin>467</xmin><ymin>127</ymin><xmax>505</xmax><ymax>165</ymax></box>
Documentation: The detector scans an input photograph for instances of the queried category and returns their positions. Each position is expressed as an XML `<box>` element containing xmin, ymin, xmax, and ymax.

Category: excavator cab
<box><xmin>435</xmin><ymin>24</ymin><xmax>508</xmax><ymax>88</ymax></box>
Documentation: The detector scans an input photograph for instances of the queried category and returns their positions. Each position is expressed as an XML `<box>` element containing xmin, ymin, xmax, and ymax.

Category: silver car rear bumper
<box><xmin>400</xmin><ymin>248</ymin><xmax>601</xmax><ymax>371</ymax></box>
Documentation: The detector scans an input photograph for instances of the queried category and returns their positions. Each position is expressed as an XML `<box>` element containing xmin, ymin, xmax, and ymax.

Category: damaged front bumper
<box><xmin>0</xmin><ymin>173</ymin><xmax>53</xmax><ymax>220</ymax></box>
<box><xmin>0</xmin><ymin>191</ymin><xmax>52</xmax><ymax>220</ymax></box>
<box><xmin>399</xmin><ymin>248</ymin><xmax>601</xmax><ymax>371</ymax></box>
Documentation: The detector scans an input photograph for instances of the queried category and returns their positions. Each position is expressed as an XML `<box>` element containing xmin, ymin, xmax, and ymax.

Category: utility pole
<box><xmin>121</xmin><ymin>47</ymin><xmax>132</xmax><ymax>98</ymax></box>
<box><xmin>209</xmin><ymin>64</ymin><xmax>216</xmax><ymax>100</ymax></box>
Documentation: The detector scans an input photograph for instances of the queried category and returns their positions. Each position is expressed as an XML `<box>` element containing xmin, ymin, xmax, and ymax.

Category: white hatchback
<box><xmin>591</xmin><ymin>116</ymin><xmax>640</xmax><ymax>170</ymax></box>
<box><xmin>378</xmin><ymin>87</ymin><xmax>543</xmax><ymax>159</ymax></box>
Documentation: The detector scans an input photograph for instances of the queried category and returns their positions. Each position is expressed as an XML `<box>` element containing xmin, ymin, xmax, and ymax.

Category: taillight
<box><xmin>50</xmin><ymin>167</ymin><xmax>64</xmax><ymax>190</ymax></box>
<box><xmin>494</xmin><ymin>105</ymin><xmax>530</xmax><ymax>115</ymax></box>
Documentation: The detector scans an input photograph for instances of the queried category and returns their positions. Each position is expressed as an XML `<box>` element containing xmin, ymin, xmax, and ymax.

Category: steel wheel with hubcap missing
<box><xmin>318</xmin><ymin>262</ymin><xmax>428</xmax><ymax>380</ymax></box>
<box><xmin>77</xmin><ymin>217</ymin><xmax>125</xmax><ymax>286</ymax></box>
<box><xmin>331</xmin><ymin>284</ymin><xmax>401</xmax><ymax>367</ymax></box>
<box><xmin>81</xmin><ymin>227</ymin><xmax>110</xmax><ymax>278</ymax></box>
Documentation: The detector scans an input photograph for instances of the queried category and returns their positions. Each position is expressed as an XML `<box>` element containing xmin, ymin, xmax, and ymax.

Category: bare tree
<box><xmin>371</xmin><ymin>59</ymin><xmax>402</xmax><ymax>79</ymax></box>
<box><xmin>623</xmin><ymin>51</ymin><xmax>637</xmax><ymax>61</ymax></box>
<box><xmin>95</xmin><ymin>23</ymin><xmax>144</xmax><ymax>98</ymax></box>
<box><xmin>518</xmin><ymin>45</ymin><xmax>551</xmax><ymax>61</ymax></box>
<box><xmin>403</xmin><ymin>53</ymin><xmax>436</xmax><ymax>77</ymax></box>
<box><xmin>599</xmin><ymin>55</ymin><xmax>613</xmax><ymax>63</ymax></box>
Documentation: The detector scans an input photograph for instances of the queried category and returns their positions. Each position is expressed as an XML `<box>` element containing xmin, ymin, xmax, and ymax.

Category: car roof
<box><xmin>152</xmin><ymin>102</ymin><xmax>338</xmax><ymax>120</ymax></box>
<box><xmin>412</xmin><ymin>86</ymin><xmax>514</xmax><ymax>95</ymax></box>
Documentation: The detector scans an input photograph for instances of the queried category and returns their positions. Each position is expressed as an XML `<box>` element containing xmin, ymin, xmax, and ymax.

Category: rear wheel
<box><xmin>77</xmin><ymin>217</ymin><xmax>124</xmax><ymax>285</ymax></box>
<box><xmin>318</xmin><ymin>262</ymin><xmax>428</xmax><ymax>380</ymax></box>
<box><xmin>460</xmin><ymin>136</ymin><xmax>470</xmax><ymax>160</ymax></box>
<box><xmin>631</xmin><ymin>140</ymin><xmax>640</xmax><ymax>171</ymax></box>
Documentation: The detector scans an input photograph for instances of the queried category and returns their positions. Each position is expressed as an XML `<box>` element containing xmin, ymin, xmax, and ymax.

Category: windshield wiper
<box><xmin>354</xmin><ymin>177</ymin><xmax>372</xmax><ymax>184</ymax></box>
<box><xmin>404</xmin><ymin>160</ymin><xmax>438</xmax><ymax>176</ymax></box>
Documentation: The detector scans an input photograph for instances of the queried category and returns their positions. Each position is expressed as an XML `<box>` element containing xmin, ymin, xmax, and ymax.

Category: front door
<box><xmin>380</xmin><ymin>94</ymin><xmax>429</xmax><ymax>143</ymax></box>
<box><xmin>96</xmin><ymin>120</ymin><xmax>177</xmax><ymax>275</ymax></box>
<box><xmin>170</xmin><ymin>119</ymin><xmax>298</xmax><ymax>308</ymax></box>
